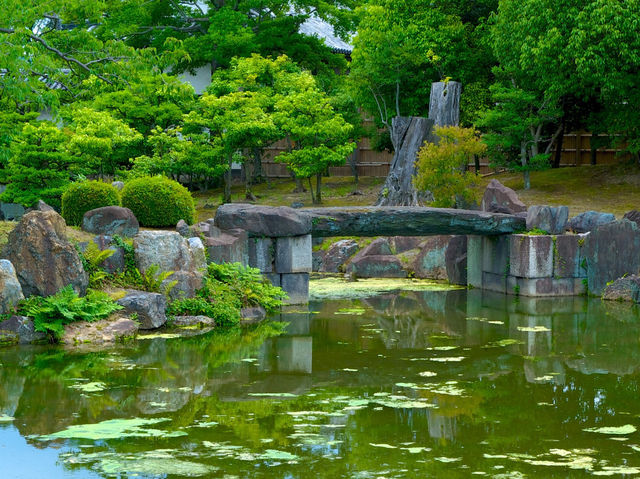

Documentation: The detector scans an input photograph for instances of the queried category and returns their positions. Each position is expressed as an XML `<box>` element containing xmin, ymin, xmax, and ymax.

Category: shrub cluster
<box><xmin>121</xmin><ymin>176</ymin><xmax>196</xmax><ymax>227</ymax></box>
<box><xmin>61</xmin><ymin>180</ymin><xmax>120</xmax><ymax>226</ymax></box>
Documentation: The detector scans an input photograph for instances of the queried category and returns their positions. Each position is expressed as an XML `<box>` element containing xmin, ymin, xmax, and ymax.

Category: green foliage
<box><xmin>20</xmin><ymin>286</ymin><xmax>122</xmax><ymax>341</ymax></box>
<box><xmin>121</xmin><ymin>176</ymin><xmax>195</xmax><ymax>226</ymax></box>
<box><xmin>140</xmin><ymin>264</ymin><xmax>177</xmax><ymax>297</ymax></box>
<box><xmin>168</xmin><ymin>262</ymin><xmax>286</xmax><ymax>327</ymax></box>
<box><xmin>414</xmin><ymin>126</ymin><xmax>486</xmax><ymax>207</ymax></box>
<box><xmin>1</xmin><ymin>122</ymin><xmax>77</xmax><ymax>209</ymax></box>
<box><xmin>79</xmin><ymin>241</ymin><xmax>116</xmax><ymax>288</ymax></box>
<box><xmin>61</xmin><ymin>180</ymin><xmax>121</xmax><ymax>226</ymax></box>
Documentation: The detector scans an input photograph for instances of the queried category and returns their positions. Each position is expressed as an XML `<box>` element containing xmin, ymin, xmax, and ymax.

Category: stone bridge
<box><xmin>213</xmin><ymin>204</ymin><xmax>527</xmax><ymax>303</ymax></box>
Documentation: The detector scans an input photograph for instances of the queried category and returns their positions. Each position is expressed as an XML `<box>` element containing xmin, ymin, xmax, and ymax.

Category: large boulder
<box><xmin>623</xmin><ymin>210</ymin><xmax>640</xmax><ymax>226</ymax></box>
<box><xmin>320</xmin><ymin>239</ymin><xmax>359</xmax><ymax>273</ymax></box>
<box><xmin>481</xmin><ymin>179</ymin><xmax>527</xmax><ymax>214</ymax></box>
<box><xmin>82</xmin><ymin>206</ymin><xmax>139</xmax><ymax>237</ymax></box>
<box><xmin>3</xmin><ymin>210</ymin><xmax>88</xmax><ymax>297</ymax></box>
<box><xmin>117</xmin><ymin>291</ymin><xmax>167</xmax><ymax>329</ymax></box>
<box><xmin>445</xmin><ymin>236</ymin><xmax>467</xmax><ymax>285</ymax></box>
<box><xmin>391</xmin><ymin>236</ymin><xmax>424</xmax><ymax>254</ymax></box>
<box><xmin>585</xmin><ymin>220</ymin><xmax>640</xmax><ymax>296</ymax></box>
<box><xmin>162</xmin><ymin>271</ymin><xmax>204</xmax><ymax>300</ymax></box>
<box><xmin>567</xmin><ymin>211</ymin><xmax>616</xmax><ymax>233</ymax></box>
<box><xmin>0</xmin><ymin>260</ymin><xmax>24</xmax><ymax>314</ymax></box>
<box><xmin>62</xmin><ymin>318</ymin><xmax>138</xmax><ymax>344</ymax></box>
<box><xmin>347</xmin><ymin>255</ymin><xmax>407</xmax><ymax>278</ymax></box>
<box><xmin>526</xmin><ymin>205</ymin><xmax>569</xmax><ymax>234</ymax></box>
<box><xmin>134</xmin><ymin>231</ymin><xmax>206</xmax><ymax>275</ymax></box>
<box><xmin>0</xmin><ymin>316</ymin><xmax>46</xmax><ymax>344</ymax></box>
<box><xmin>411</xmin><ymin>236</ymin><xmax>451</xmax><ymax>279</ymax></box>
<box><xmin>214</xmin><ymin>204</ymin><xmax>312</xmax><ymax>237</ymax></box>
<box><xmin>602</xmin><ymin>275</ymin><xmax>640</xmax><ymax>303</ymax></box>
<box><xmin>93</xmin><ymin>235</ymin><xmax>125</xmax><ymax>274</ymax></box>
<box><xmin>358</xmin><ymin>238</ymin><xmax>392</xmax><ymax>257</ymax></box>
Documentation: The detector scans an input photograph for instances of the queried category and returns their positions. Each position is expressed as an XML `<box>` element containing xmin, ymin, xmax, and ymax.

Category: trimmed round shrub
<box><xmin>61</xmin><ymin>180</ymin><xmax>120</xmax><ymax>226</ymax></box>
<box><xmin>121</xmin><ymin>176</ymin><xmax>196</xmax><ymax>227</ymax></box>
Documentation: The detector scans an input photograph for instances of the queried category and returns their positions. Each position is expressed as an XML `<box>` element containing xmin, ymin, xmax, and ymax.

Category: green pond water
<box><xmin>2</xmin><ymin>284</ymin><xmax>640</xmax><ymax>478</ymax></box>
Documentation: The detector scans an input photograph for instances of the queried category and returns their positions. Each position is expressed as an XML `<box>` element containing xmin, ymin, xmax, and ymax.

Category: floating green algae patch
<box><xmin>335</xmin><ymin>307</ymin><xmax>367</xmax><ymax>315</ymax></box>
<box><xmin>38</xmin><ymin>417</ymin><xmax>187</xmax><ymax>441</ymax></box>
<box><xmin>309</xmin><ymin>277</ymin><xmax>462</xmax><ymax>300</ymax></box>
<box><xmin>0</xmin><ymin>414</ymin><xmax>14</xmax><ymax>422</ymax></box>
<box><xmin>584</xmin><ymin>425</ymin><xmax>637</xmax><ymax>435</ymax></box>
<box><xmin>69</xmin><ymin>381</ymin><xmax>106</xmax><ymax>393</ymax></box>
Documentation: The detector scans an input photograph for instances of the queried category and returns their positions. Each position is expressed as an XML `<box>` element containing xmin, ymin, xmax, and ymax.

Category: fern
<box><xmin>20</xmin><ymin>286</ymin><xmax>123</xmax><ymax>342</ymax></box>
<box><xmin>142</xmin><ymin>264</ymin><xmax>177</xmax><ymax>297</ymax></box>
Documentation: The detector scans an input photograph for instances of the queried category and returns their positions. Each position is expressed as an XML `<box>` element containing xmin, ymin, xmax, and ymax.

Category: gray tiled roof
<box><xmin>299</xmin><ymin>16</ymin><xmax>353</xmax><ymax>54</ymax></box>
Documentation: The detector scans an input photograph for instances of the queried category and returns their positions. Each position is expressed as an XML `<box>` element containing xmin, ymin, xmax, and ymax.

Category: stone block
<box><xmin>215</xmin><ymin>204</ymin><xmax>312</xmax><ymax>237</ymax></box>
<box><xmin>275</xmin><ymin>234</ymin><xmax>312</xmax><ymax>273</ymax></box>
<box><xmin>507</xmin><ymin>276</ymin><xmax>586</xmax><ymax>297</ymax></box>
<box><xmin>482</xmin><ymin>235</ymin><xmax>511</xmax><ymax>275</ymax></box>
<box><xmin>553</xmin><ymin>234</ymin><xmax>587</xmax><ymax>278</ymax></box>
<box><xmin>467</xmin><ymin>235</ymin><xmax>483</xmax><ymax>288</ymax></box>
<box><xmin>526</xmin><ymin>205</ymin><xmax>569</xmax><ymax>234</ymax></box>
<box><xmin>482</xmin><ymin>272</ymin><xmax>507</xmax><ymax>293</ymax></box>
<box><xmin>205</xmin><ymin>229</ymin><xmax>248</xmax><ymax>265</ymax></box>
<box><xmin>568</xmin><ymin>211</ymin><xmax>615</xmax><ymax>233</ymax></box>
<box><xmin>281</xmin><ymin>273</ymin><xmax>309</xmax><ymax>304</ymax></box>
<box><xmin>265</xmin><ymin>273</ymin><xmax>281</xmax><ymax>287</ymax></box>
<box><xmin>248</xmin><ymin>237</ymin><xmax>274</xmax><ymax>272</ymax></box>
<box><xmin>585</xmin><ymin>219</ymin><xmax>640</xmax><ymax>296</ymax></box>
<box><xmin>509</xmin><ymin>235</ymin><xmax>554</xmax><ymax>278</ymax></box>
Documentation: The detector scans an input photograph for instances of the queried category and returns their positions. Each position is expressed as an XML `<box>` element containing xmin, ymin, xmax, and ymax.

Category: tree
<box><xmin>414</xmin><ymin>126</ymin><xmax>486</xmax><ymax>207</ymax></box>
<box><xmin>1</xmin><ymin>121</ymin><xmax>77</xmax><ymax>209</ymax></box>
<box><xmin>184</xmin><ymin>90</ymin><xmax>277</xmax><ymax>203</ymax></box>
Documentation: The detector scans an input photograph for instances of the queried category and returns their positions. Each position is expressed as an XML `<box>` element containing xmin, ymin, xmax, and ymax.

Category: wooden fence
<box><xmin>260</xmin><ymin>131</ymin><xmax>632</xmax><ymax>179</ymax></box>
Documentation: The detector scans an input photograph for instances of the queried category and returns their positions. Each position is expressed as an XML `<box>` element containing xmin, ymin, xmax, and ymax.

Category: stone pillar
<box><xmin>466</xmin><ymin>235</ymin><xmax>483</xmax><ymax>289</ymax></box>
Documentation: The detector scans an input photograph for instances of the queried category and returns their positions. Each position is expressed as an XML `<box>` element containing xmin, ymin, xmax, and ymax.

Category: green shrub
<box><xmin>61</xmin><ymin>180</ymin><xmax>120</xmax><ymax>226</ymax></box>
<box><xmin>19</xmin><ymin>286</ymin><xmax>123</xmax><ymax>341</ymax></box>
<box><xmin>167</xmin><ymin>263</ymin><xmax>286</xmax><ymax>327</ymax></box>
<box><xmin>121</xmin><ymin>176</ymin><xmax>195</xmax><ymax>227</ymax></box>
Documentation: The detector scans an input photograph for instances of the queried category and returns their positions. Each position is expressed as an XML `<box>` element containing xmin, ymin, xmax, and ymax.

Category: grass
<box><xmin>193</xmin><ymin>176</ymin><xmax>384</xmax><ymax>221</ymax></box>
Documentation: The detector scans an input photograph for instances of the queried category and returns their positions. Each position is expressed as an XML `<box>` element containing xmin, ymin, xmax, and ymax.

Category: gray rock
<box><xmin>93</xmin><ymin>235</ymin><xmax>126</xmax><ymax>274</ymax></box>
<box><xmin>134</xmin><ymin>231</ymin><xmax>206</xmax><ymax>275</ymax></box>
<box><xmin>526</xmin><ymin>205</ymin><xmax>569</xmax><ymax>234</ymax></box>
<box><xmin>111</xmin><ymin>181</ymin><xmax>125</xmax><ymax>191</ymax></box>
<box><xmin>568</xmin><ymin>211</ymin><xmax>616</xmax><ymax>233</ymax></box>
<box><xmin>0</xmin><ymin>260</ymin><xmax>23</xmax><ymax>314</ymax></box>
<box><xmin>358</xmin><ymin>238</ymin><xmax>392</xmax><ymax>257</ymax></box>
<box><xmin>163</xmin><ymin>271</ymin><xmax>204</xmax><ymax>300</ymax></box>
<box><xmin>602</xmin><ymin>275</ymin><xmax>640</xmax><ymax>302</ymax></box>
<box><xmin>305</xmin><ymin>206</ymin><xmax>525</xmax><ymax>237</ymax></box>
<box><xmin>320</xmin><ymin>239</ymin><xmax>359</xmax><ymax>273</ymax></box>
<box><xmin>623</xmin><ymin>210</ymin><xmax>640</xmax><ymax>225</ymax></box>
<box><xmin>190</xmin><ymin>221</ymin><xmax>211</xmax><ymax>238</ymax></box>
<box><xmin>36</xmin><ymin>200</ymin><xmax>54</xmax><ymax>212</ymax></box>
<box><xmin>291</xmin><ymin>202</ymin><xmax>304</xmax><ymax>209</ymax></box>
<box><xmin>585</xmin><ymin>220</ymin><xmax>640</xmax><ymax>296</ymax></box>
<box><xmin>172</xmin><ymin>315</ymin><xmax>216</xmax><ymax>327</ymax></box>
<box><xmin>214</xmin><ymin>203</ymin><xmax>312</xmax><ymax>237</ymax></box>
<box><xmin>312</xmin><ymin>250</ymin><xmax>325</xmax><ymax>272</ymax></box>
<box><xmin>117</xmin><ymin>291</ymin><xmax>167</xmax><ymax>329</ymax></box>
<box><xmin>481</xmin><ymin>179</ymin><xmax>527</xmax><ymax>214</ymax></box>
<box><xmin>445</xmin><ymin>235</ymin><xmax>467</xmax><ymax>285</ymax></box>
<box><xmin>0</xmin><ymin>202</ymin><xmax>26</xmax><ymax>221</ymax></box>
<box><xmin>347</xmin><ymin>255</ymin><xmax>407</xmax><ymax>278</ymax></box>
<box><xmin>411</xmin><ymin>236</ymin><xmax>451</xmax><ymax>279</ymax></box>
<box><xmin>176</xmin><ymin>219</ymin><xmax>190</xmax><ymax>237</ymax></box>
<box><xmin>62</xmin><ymin>318</ymin><xmax>138</xmax><ymax>344</ymax></box>
<box><xmin>241</xmin><ymin>306</ymin><xmax>267</xmax><ymax>323</ymax></box>
<box><xmin>391</xmin><ymin>236</ymin><xmax>424</xmax><ymax>254</ymax></box>
<box><xmin>205</xmin><ymin>229</ymin><xmax>248</xmax><ymax>265</ymax></box>
<box><xmin>82</xmin><ymin>206</ymin><xmax>139</xmax><ymax>237</ymax></box>
<box><xmin>3</xmin><ymin>210</ymin><xmax>88</xmax><ymax>297</ymax></box>
<box><xmin>0</xmin><ymin>316</ymin><xmax>46</xmax><ymax>344</ymax></box>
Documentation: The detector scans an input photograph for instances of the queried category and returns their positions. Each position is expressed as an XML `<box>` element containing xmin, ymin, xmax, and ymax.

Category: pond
<box><xmin>2</xmin><ymin>282</ymin><xmax>640</xmax><ymax>478</ymax></box>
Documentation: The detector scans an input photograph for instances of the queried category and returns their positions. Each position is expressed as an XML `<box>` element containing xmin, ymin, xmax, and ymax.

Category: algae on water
<box><xmin>38</xmin><ymin>417</ymin><xmax>186</xmax><ymax>441</ymax></box>
<box><xmin>309</xmin><ymin>277</ymin><xmax>463</xmax><ymax>300</ymax></box>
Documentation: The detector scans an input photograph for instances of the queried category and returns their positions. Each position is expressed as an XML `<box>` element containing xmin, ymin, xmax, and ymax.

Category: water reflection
<box><xmin>1</xmin><ymin>289</ymin><xmax>640</xmax><ymax>477</ymax></box>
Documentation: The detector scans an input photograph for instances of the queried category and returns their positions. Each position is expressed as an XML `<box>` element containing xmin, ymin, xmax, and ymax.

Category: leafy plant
<box><xmin>20</xmin><ymin>286</ymin><xmax>123</xmax><ymax>341</ymax></box>
<box><xmin>121</xmin><ymin>176</ymin><xmax>196</xmax><ymax>226</ymax></box>
<box><xmin>79</xmin><ymin>241</ymin><xmax>116</xmax><ymax>288</ymax></box>
<box><xmin>141</xmin><ymin>264</ymin><xmax>177</xmax><ymax>297</ymax></box>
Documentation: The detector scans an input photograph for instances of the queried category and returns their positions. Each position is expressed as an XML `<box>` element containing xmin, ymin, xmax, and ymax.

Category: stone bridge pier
<box><xmin>213</xmin><ymin>204</ymin><xmax>527</xmax><ymax>304</ymax></box>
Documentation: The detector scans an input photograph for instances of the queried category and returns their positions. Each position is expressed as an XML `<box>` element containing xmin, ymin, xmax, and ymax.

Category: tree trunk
<box><xmin>251</xmin><ymin>147</ymin><xmax>263</xmax><ymax>184</ymax></box>
<box><xmin>223</xmin><ymin>154</ymin><xmax>232</xmax><ymax>203</ymax></box>
<box><xmin>428</xmin><ymin>81</ymin><xmax>462</xmax><ymax>127</ymax></box>
<box><xmin>553</xmin><ymin>123</ymin><xmax>565</xmax><ymax>168</ymax></box>
<box><xmin>474</xmin><ymin>154</ymin><xmax>480</xmax><ymax>175</ymax></box>
<box><xmin>315</xmin><ymin>173</ymin><xmax>322</xmax><ymax>204</ymax></box>
<box><xmin>521</xmin><ymin>143</ymin><xmax>531</xmax><ymax>190</ymax></box>
<box><xmin>376</xmin><ymin>116</ymin><xmax>436</xmax><ymax>206</ymax></box>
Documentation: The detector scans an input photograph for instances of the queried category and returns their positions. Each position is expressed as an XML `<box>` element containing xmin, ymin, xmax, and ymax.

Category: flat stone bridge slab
<box><xmin>214</xmin><ymin>204</ymin><xmax>525</xmax><ymax>238</ymax></box>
